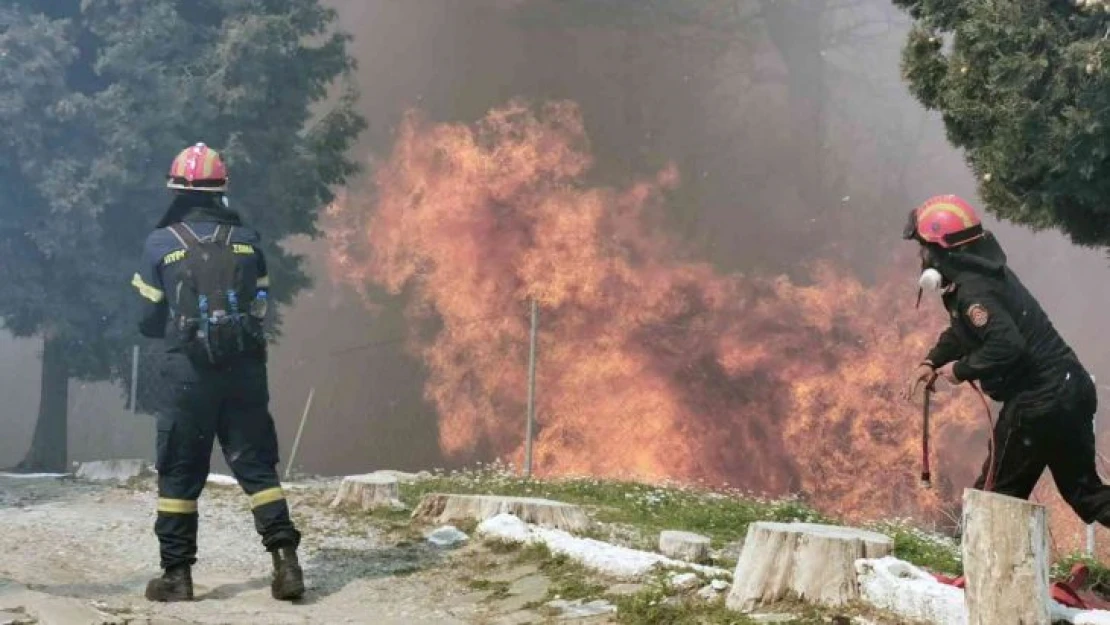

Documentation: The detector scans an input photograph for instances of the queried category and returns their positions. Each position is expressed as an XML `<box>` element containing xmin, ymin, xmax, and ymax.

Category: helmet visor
<box><xmin>902</xmin><ymin>208</ymin><xmax>920</xmax><ymax>241</ymax></box>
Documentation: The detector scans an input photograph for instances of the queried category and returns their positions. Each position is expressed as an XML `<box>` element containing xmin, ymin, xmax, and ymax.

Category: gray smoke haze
<box><xmin>2</xmin><ymin>0</ymin><xmax>1109</xmax><ymax>475</ymax></box>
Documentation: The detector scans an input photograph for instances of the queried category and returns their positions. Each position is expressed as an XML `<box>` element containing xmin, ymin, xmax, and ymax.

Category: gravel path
<box><xmin>0</xmin><ymin>475</ymin><xmax>493</xmax><ymax>625</ymax></box>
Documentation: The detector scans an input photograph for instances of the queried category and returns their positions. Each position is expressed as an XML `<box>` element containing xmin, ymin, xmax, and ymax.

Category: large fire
<box><xmin>326</xmin><ymin>99</ymin><xmax>1108</xmax><ymax>552</ymax></box>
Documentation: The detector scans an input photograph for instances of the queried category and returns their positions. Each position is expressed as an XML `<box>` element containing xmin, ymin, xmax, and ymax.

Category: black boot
<box><xmin>270</xmin><ymin>546</ymin><xmax>304</xmax><ymax>601</ymax></box>
<box><xmin>145</xmin><ymin>564</ymin><xmax>193</xmax><ymax>602</ymax></box>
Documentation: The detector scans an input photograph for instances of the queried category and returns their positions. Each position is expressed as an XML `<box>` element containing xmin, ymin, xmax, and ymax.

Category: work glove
<box><xmin>901</xmin><ymin>363</ymin><xmax>938</xmax><ymax>402</ymax></box>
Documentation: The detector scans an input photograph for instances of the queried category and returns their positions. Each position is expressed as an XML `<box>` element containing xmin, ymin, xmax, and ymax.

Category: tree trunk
<box><xmin>659</xmin><ymin>530</ymin><xmax>712</xmax><ymax>563</ymax></box>
<box><xmin>330</xmin><ymin>474</ymin><xmax>404</xmax><ymax>511</ymax></box>
<box><xmin>725</xmin><ymin>521</ymin><xmax>893</xmax><ymax>612</ymax></box>
<box><xmin>962</xmin><ymin>489</ymin><xmax>1051</xmax><ymax>625</ymax></box>
<box><xmin>16</xmin><ymin>334</ymin><xmax>69</xmax><ymax>472</ymax></box>
<box><xmin>412</xmin><ymin>493</ymin><xmax>591</xmax><ymax>532</ymax></box>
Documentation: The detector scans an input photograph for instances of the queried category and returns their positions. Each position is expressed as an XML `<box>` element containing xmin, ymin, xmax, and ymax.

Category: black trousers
<box><xmin>153</xmin><ymin>354</ymin><xmax>301</xmax><ymax>569</ymax></box>
<box><xmin>974</xmin><ymin>363</ymin><xmax>1110</xmax><ymax>525</ymax></box>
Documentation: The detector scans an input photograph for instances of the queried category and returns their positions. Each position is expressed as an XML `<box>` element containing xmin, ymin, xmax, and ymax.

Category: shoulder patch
<box><xmin>966</xmin><ymin>303</ymin><xmax>990</xmax><ymax>328</ymax></box>
<box><xmin>162</xmin><ymin>249</ymin><xmax>186</xmax><ymax>265</ymax></box>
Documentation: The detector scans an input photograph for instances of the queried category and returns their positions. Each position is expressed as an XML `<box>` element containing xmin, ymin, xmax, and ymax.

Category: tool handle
<box><xmin>921</xmin><ymin>386</ymin><xmax>932</xmax><ymax>487</ymax></box>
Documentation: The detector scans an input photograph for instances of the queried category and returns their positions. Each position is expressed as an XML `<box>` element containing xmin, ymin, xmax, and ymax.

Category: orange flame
<box><xmin>326</xmin><ymin>100</ymin><xmax>1104</xmax><ymax>544</ymax></box>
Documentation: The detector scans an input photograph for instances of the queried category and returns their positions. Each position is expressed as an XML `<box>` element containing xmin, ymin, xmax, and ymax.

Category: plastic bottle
<box><xmin>251</xmin><ymin>289</ymin><xmax>268</xmax><ymax>319</ymax></box>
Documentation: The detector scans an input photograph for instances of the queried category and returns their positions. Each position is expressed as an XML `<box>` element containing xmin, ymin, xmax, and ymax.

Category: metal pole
<box><xmin>130</xmin><ymin>345</ymin><xmax>140</xmax><ymax>416</ymax></box>
<box><xmin>1089</xmin><ymin>376</ymin><xmax>1100</xmax><ymax>556</ymax></box>
<box><xmin>524</xmin><ymin>299</ymin><xmax>539</xmax><ymax>478</ymax></box>
<box><xmin>284</xmin><ymin>387</ymin><xmax>315</xmax><ymax>482</ymax></box>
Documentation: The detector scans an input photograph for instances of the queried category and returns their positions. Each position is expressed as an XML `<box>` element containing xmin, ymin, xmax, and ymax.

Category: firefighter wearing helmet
<box><xmin>131</xmin><ymin>143</ymin><xmax>304</xmax><ymax>602</ymax></box>
<box><xmin>901</xmin><ymin>194</ymin><xmax>1110</xmax><ymax>526</ymax></box>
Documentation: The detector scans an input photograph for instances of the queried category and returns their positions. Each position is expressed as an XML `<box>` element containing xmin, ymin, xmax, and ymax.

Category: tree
<box><xmin>0</xmin><ymin>0</ymin><xmax>365</xmax><ymax>471</ymax></box>
<box><xmin>892</xmin><ymin>0</ymin><xmax>1110</xmax><ymax>245</ymax></box>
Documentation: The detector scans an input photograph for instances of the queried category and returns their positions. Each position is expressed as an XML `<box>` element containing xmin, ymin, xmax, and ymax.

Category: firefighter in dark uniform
<box><xmin>131</xmin><ymin>143</ymin><xmax>304</xmax><ymax>602</ymax></box>
<box><xmin>901</xmin><ymin>194</ymin><xmax>1110</xmax><ymax>525</ymax></box>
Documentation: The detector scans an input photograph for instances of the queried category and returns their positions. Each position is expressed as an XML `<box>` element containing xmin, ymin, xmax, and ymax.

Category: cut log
<box><xmin>75</xmin><ymin>459</ymin><xmax>152</xmax><ymax>483</ymax></box>
<box><xmin>725</xmin><ymin>522</ymin><xmax>892</xmax><ymax>611</ymax></box>
<box><xmin>659</xmin><ymin>530</ymin><xmax>711</xmax><ymax>563</ymax></box>
<box><xmin>962</xmin><ymin>488</ymin><xmax>1050</xmax><ymax>625</ymax></box>
<box><xmin>330</xmin><ymin>474</ymin><xmax>402</xmax><ymax>511</ymax></box>
<box><xmin>412</xmin><ymin>494</ymin><xmax>590</xmax><ymax>532</ymax></box>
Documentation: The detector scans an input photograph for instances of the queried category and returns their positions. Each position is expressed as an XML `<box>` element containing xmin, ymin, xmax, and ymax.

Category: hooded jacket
<box><xmin>923</xmin><ymin>232</ymin><xmax>1081</xmax><ymax>403</ymax></box>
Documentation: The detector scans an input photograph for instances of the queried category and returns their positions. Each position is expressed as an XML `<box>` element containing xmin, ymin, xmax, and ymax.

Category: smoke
<box><xmin>296</xmin><ymin>0</ymin><xmax>1110</xmax><ymax>551</ymax></box>
<box><xmin>0</xmin><ymin>0</ymin><xmax>1101</xmax><ymax>552</ymax></box>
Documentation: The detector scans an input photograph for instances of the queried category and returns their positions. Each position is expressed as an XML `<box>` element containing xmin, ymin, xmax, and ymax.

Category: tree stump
<box><xmin>75</xmin><ymin>459</ymin><xmax>152</xmax><ymax>483</ymax></box>
<box><xmin>725</xmin><ymin>522</ymin><xmax>893</xmax><ymax>611</ymax></box>
<box><xmin>412</xmin><ymin>494</ymin><xmax>590</xmax><ymax>532</ymax></box>
<box><xmin>659</xmin><ymin>530</ymin><xmax>711</xmax><ymax>563</ymax></box>
<box><xmin>330</xmin><ymin>474</ymin><xmax>402</xmax><ymax>511</ymax></box>
<box><xmin>962</xmin><ymin>488</ymin><xmax>1050</xmax><ymax>625</ymax></box>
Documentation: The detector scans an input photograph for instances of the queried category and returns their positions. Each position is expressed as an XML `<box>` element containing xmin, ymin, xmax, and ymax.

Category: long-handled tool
<box><xmin>921</xmin><ymin>380</ymin><xmax>934</xmax><ymax>488</ymax></box>
<box><xmin>917</xmin><ymin>376</ymin><xmax>996</xmax><ymax>491</ymax></box>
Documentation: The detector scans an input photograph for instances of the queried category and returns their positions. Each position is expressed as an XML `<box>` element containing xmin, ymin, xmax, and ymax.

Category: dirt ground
<box><xmin>0</xmin><ymin>475</ymin><xmax>611</xmax><ymax>625</ymax></box>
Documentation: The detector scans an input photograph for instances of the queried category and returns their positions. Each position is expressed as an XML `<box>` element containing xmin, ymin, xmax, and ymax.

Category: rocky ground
<box><xmin>0</xmin><ymin>474</ymin><xmax>617</xmax><ymax>625</ymax></box>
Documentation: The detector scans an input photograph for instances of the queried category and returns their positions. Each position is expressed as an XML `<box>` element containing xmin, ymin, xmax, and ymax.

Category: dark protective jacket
<box><xmin>923</xmin><ymin>233</ymin><xmax>1081</xmax><ymax>403</ymax></box>
<box><xmin>131</xmin><ymin>199</ymin><xmax>270</xmax><ymax>353</ymax></box>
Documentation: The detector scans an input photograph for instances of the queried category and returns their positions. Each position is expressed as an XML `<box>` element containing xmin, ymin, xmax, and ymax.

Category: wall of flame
<box><xmin>326</xmin><ymin>99</ymin><xmax>1110</xmax><ymax>555</ymax></box>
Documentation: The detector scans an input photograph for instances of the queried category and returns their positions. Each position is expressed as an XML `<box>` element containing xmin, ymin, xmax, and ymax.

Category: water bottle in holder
<box><xmin>198</xmin><ymin>295</ymin><xmax>210</xmax><ymax>339</ymax></box>
<box><xmin>227</xmin><ymin>289</ymin><xmax>244</xmax><ymax>351</ymax></box>
<box><xmin>251</xmin><ymin>289</ymin><xmax>268</xmax><ymax>319</ymax></box>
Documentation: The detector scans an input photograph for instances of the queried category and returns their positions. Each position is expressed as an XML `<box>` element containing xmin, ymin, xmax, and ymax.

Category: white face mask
<box><xmin>918</xmin><ymin>267</ymin><xmax>944</xmax><ymax>292</ymax></box>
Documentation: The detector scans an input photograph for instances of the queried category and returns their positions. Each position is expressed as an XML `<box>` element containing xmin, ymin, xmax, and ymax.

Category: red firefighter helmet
<box><xmin>903</xmin><ymin>194</ymin><xmax>983</xmax><ymax>249</ymax></box>
<box><xmin>166</xmin><ymin>143</ymin><xmax>228</xmax><ymax>192</ymax></box>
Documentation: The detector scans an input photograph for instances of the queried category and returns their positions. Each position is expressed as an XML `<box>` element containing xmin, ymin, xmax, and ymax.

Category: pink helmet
<box><xmin>903</xmin><ymin>194</ymin><xmax>984</xmax><ymax>249</ymax></box>
<box><xmin>166</xmin><ymin>143</ymin><xmax>228</xmax><ymax>192</ymax></box>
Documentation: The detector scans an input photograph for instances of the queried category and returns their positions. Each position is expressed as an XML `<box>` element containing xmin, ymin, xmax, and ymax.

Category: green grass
<box><xmin>1053</xmin><ymin>552</ymin><xmax>1110</xmax><ymax>589</ymax></box>
<box><xmin>397</xmin><ymin>465</ymin><xmax>829</xmax><ymax>545</ymax></box>
<box><xmin>612</xmin><ymin>591</ymin><xmax>850</xmax><ymax>625</ymax></box>
<box><xmin>514</xmin><ymin>543</ymin><xmax>607</xmax><ymax>602</ymax></box>
<box><xmin>391</xmin><ymin>462</ymin><xmax>964</xmax><ymax>575</ymax></box>
<box><xmin>483</xmin><ymin>537</ymin><xmax>524</xmax><ymax>554</ymax></box>
<box><xmin>612</xmin><ymin>590</ymin><xmax>741</xmax><ymax>625</ymax></box>
<box><xmin>866</xmin><ymin>520</ymin><xmax>962</xmax><ymax>576</ymax></box>
<box><xmin>466</xmin><ymin>578</ymin><xmax>512</xmax><ymax>599</ymax></box>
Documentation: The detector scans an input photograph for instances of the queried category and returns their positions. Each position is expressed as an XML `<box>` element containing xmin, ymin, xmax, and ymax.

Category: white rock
<box><xmin>856</xmin><ymin>557</ymin><xmax>966</xmax><ymax>625</ymax></box>
<box><xmin>750</xmin><ymin>614</ymin><xmax>799</xmax><ymax>624</ymax></box>
<box><xmin>697</xmin><ymin>584</ymin><xmax>723</xmax><ymax>600</ymax></box>
<box><xmin>363</xmin><ymin>469</ymin><xmax>427</xmax><ymax>484</ymax></box>
<box><xmin>659</xmin><ymin>530</ymin><xmax>711</xmax><ymax>563</ymax></box>
<box><xmin>0</xmin><ymin>473</ymin><xmax>68</xmax><ymax>480</ymax></box>
<box><xmin>710</xmin><ymin>579</ymin><xmax>730</xmax><ymax>591</ymax></box>
<box><xmin>856</xmin><ymin>555</ymin><xmax>1110</xmax><ymax>625</ymax></box>
<box><xmin>476</xmin><ymin>513</ymin><xmax>532</xmax><ymax>543</ymax></box>
<box><xmin>545</xmin><ymin>598</ymin><xmax>616</xmax><ymax>619</ymax></box>
<box><xmin>75</xmin><ymin>459</ymin><xmax>152</xmax><ymax>483</ymax></box>
<box><xmin>668</xmin><ymin>572</ymin><xmax>700</xmax><ymax>591</ymax></box>
<box><xmin>206</xmin><ymin>473</ymin><xmax>239</xmax><ymax>486</ymax></box>
<box><xmin>1054</xmin><ymin>604</ymin><xmax>1110</xmax><ymax>625</ymax></box>
<box><xmin>477</xmin><ymin>513</ymin><xmax>730</xmax><ymax>581</ymax></box>
<box><xmin>426</xmin><ymin>525</ymin><xmax>468</xmax><ymax>548</ymax></box>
